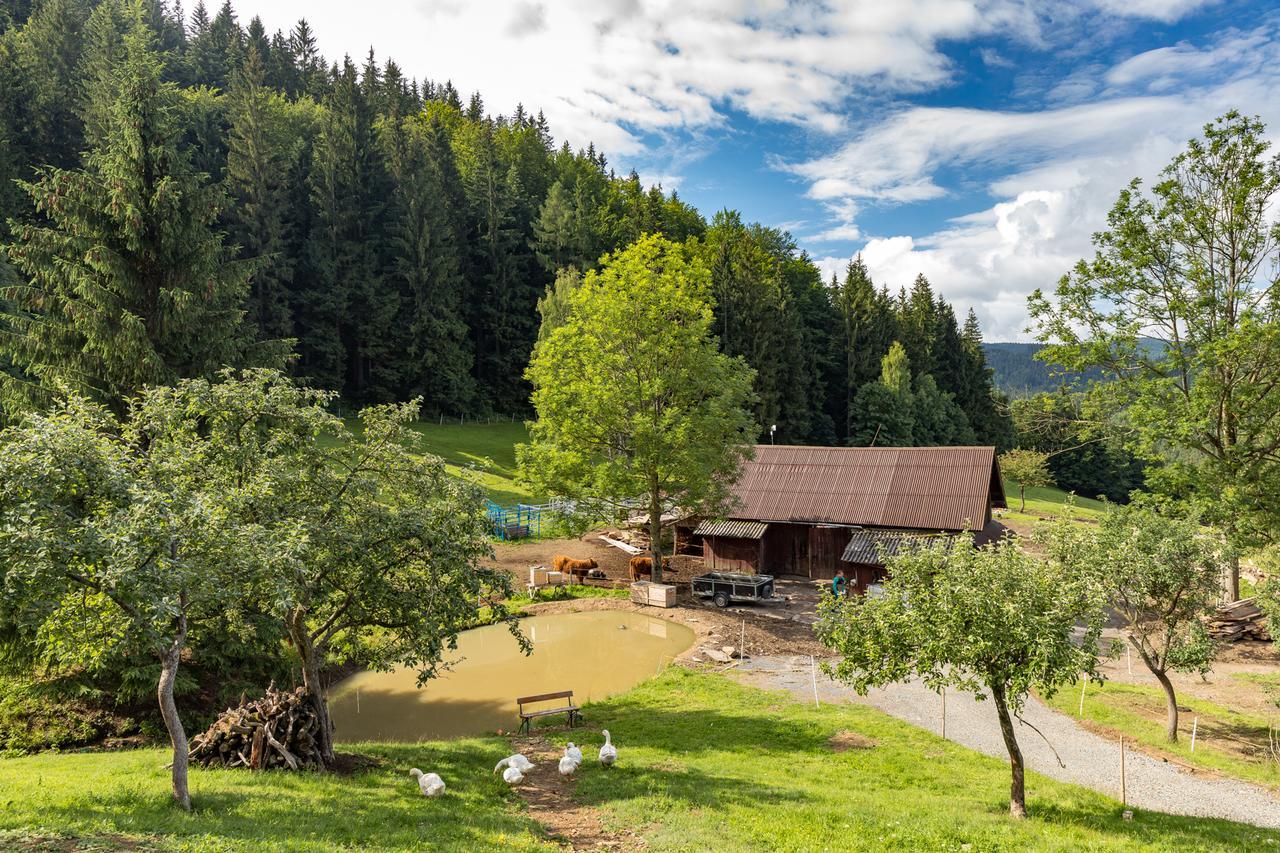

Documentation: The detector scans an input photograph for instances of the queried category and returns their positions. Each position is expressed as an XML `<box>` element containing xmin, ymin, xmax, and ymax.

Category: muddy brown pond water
<box><xmin>328</xmin><ymin>609</ymin><xmax>695</xmax><ymax>742</ymax></box>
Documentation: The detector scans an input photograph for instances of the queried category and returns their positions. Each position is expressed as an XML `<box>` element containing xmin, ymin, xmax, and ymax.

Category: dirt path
<box><xmin>736</xmin><ymin>655</ymin><xmax>1280</xmax><ymax>830</ymax></box>
<box><xmin>506</xmin><ymin>729</ymin><xmax>638</xmax><ymax>850</ymax></box>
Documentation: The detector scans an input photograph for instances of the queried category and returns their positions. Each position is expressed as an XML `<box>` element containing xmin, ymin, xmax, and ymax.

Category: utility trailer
<box><xmin>691</xmin><ymin>572</ymin><xmax>775</xmax><ymax>608</ymax></box>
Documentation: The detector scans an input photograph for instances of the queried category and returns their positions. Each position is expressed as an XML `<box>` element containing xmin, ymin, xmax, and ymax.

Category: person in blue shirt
<box><xmin>831</xmin><ymin>569</ymin><xmax>847</xmax><ymax>598</ymax></box>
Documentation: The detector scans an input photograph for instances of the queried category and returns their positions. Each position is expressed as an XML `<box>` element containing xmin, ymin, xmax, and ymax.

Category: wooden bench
<box><xmin>516</xmin><ymin>690</ymin><xmax>581</xmax><ymax>734</ymax></box>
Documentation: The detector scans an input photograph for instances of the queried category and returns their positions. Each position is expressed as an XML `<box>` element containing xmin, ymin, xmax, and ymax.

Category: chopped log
<box><xmin>189</xmin><ymin>682</ymin><xmax>329</xmax><ymax>771</ymax></box>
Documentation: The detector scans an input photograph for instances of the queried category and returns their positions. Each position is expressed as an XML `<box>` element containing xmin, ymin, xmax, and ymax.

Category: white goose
<box><xmin>502</xmin><ymin>765</ymin><xmax>524</xmax><ymax>785</ymax></box>
<box><xmin>410</xmin><ymin>768</ymin><xmax>446</xmax><ymax>797</ymax></box>
<box><xmin>598</xmin><ymin>730</ymin><xmax>618</xmax><ymax>768</ymax></box>
<box><xmin>493</xmin><ymin>754</ymin><xmax>535</xmax><ymax>774</ymax></box>
<box><xmin>558</xmin><ymin>752</ymin><xmax>579</xmax><ymax>777</ymax></box>
<box><xmin>565</xmin><ymin>742</ymin><xmax>584</xmax><ymax>765</ymax></box>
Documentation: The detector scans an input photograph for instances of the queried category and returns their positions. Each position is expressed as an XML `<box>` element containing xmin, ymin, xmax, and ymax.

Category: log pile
<box><xmin>188</xmin><ymin>683</ymin><xmax>327</xmax><ymax>770</ymax></box>
<box><xmin>1206</xmin><ymin>598</ymin><xmax>1272</xmax><ymax>643</ymax></box>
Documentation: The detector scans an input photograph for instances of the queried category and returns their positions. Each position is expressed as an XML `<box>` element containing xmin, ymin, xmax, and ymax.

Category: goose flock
<box><xmin>411</xmin><ymin>732</ymin><xmax>620</xmax><ymax>796</ymax></box>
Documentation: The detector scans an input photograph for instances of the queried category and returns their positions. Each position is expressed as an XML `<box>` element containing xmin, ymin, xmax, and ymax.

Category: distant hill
<box><xmin>982</xmin><ymin>343</ymin><xmax>1099</xmax><ymax>397</ymax></box>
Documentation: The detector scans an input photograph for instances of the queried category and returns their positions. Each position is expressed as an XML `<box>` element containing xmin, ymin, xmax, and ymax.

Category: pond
<box><xmin>327</xmin><ymin>609</ymin><xmax>695</xmax><ymax>742</ymax></box>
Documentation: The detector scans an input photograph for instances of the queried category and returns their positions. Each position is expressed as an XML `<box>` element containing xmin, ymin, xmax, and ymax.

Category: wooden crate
<box><xmin>630</xmin><ymin>581</ymin><xmax>677</xmax><ymax>608</ymax></box>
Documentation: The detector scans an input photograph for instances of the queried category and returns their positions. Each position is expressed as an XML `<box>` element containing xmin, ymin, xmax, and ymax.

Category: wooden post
<box><xmin>810</xmin><ymin>655</ymin><xmax>819</xmax><ymax>707</ymax></box>
<box><xmin>1078</xmin><ymin>674</ymin><xmax>1088</xmax><ymax>718</ymax></box>
<box><xmin>941</xmin><ymin>688</ymin><xmax>947</xmax><ymax>740</ymax></box>
<box><xmin>1191</xmin><ymin>716</ymin><xmax>1198</xmax><ymax>753</ymax></box>
<box><xmin>1120</xmin><ymin>736</ymin><xmax>1126</xmax><ymax>807</ymax></box>
<box><xmin>740</xmin><ymin>619</ymin><xmax>746</xmax><ymax>662</ymax></box>
<box><xmin>1126</xmin><ymin>645</ymin><xmax>1132</xmax><ymax>676</ymax></box>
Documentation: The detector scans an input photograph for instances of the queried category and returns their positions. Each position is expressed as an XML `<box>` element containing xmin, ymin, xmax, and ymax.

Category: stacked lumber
<box><xmin>188</xmin><ymin>683</ymin><xmax>326</xmax><ymax>770</ymax></box>
<box><xmin>1206</xmin><ymin>598</ymin><xmax>1272</xmax><ymax>643</ymax></box>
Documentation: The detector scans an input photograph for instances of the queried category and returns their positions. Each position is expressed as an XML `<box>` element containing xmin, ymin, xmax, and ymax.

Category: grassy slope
<box><xmin>1001</xmin><ymin>477</ymin><xmax>1108</xmax><ymax>522</ymax></box>
<box><xmin>1042</xmin><ymin>678</ymin><xmax>1280</xmax><ymax>791</ymax></box>
<box><xmin>2</xmin><ymin>670</ymin><xmax>1274</xmax><ymax>851</ymax></box>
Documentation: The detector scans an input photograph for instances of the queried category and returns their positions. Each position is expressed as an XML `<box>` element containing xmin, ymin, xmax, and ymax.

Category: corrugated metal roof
<box><xmin>841</xmin><ymin>529</ymin><xmax>960</xmax><ymax>565</ymax></box>
<box><xmin>693</xmin><ymin>519</ymin><xmax>769</xmax><ymax>540</ymax></box>
<box><xmin>727</xmin><ymin>445</ymin><xmax>1001</xmax><ymax>533</ymax></box>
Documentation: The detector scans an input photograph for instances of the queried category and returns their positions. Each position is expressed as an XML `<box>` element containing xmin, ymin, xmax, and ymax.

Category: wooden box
<box><xmin>630</xmin><ymin>581</ymin><xmax>677</xmax><ymax>608</ymax></box>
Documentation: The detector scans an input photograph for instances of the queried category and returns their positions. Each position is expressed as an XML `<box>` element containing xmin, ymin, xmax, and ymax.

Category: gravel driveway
<box><xmin>736</xmin><ymin>655</ymin><xmax>1280</xmax><ymax>830</ymax></box>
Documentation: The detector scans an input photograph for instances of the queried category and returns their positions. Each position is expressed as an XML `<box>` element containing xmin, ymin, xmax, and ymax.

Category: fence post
<box><xmin>1120</xmin><ymin>735</ymin><xmax>1126</xmax><ymax>807</ymax></box>
<box><xmin>810</xmin><ymin>656</ymin><xmax>819</xmax><ymax>707</ymax></box>
<box><xmin>1078</xmin><ymin>674</ymin><xmax>1088</xmax><ymax>718</ymax></box>
<box><xmin>941</xmin><ymin>688</ymin><xmax>947</xmax><ymax>740</ymax></box>
<box><xmin>1191</xmin><ymin>716</ymin><xmax>1198</xmax><ymax>753</ymax></box>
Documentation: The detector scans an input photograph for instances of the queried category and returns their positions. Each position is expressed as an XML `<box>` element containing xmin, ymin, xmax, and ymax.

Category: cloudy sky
<box><xmin>231</xmin><ymin>0</ymin><xmax>1278</xmax><ymax>340</ymax></box>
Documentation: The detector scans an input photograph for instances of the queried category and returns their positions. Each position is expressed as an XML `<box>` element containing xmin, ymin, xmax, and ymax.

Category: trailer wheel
<box><xmin>713</xmin><ymin>591</ymin><xmax>729</xmax><ymax>608</ymax></box>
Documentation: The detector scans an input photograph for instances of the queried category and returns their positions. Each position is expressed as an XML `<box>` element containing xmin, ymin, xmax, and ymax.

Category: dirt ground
<box><xmin>506</xmin><ymin>728</ymin><xmax>640</xmax><ymax>850</ymax></box>
<box><xmin>493</xmin><ymin>533</ymin><xmax>827</xmax><ymax>659</ymax></box>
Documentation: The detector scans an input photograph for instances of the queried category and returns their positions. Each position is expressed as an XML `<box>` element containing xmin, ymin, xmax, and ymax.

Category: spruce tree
<box><xmin>381</xmin><ymin>114</ymin><xmax>474</xmax><ymax>412</ymax></box>
<box><xmin>225</xmin><ymin>46</ymin><xmax>293</xmax><ymax>340</ymax></box>
<box><xmin>1</xmin><ymin>24</ymin><xmax>281</xmax><ymax>413</ymax></box>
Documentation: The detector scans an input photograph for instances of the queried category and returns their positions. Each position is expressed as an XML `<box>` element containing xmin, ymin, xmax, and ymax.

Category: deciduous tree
<box><xmin>817</xmin><ymin>534</ymin><xmax>1107</xmax><ymax>818</ymax></box>
<box><xmin>1000</xmin><ymin>448</ymin><xmax>1053</xmax><ymax>512</ymax></box>
<box><xmin>520</xmin><ymin>234</ymin><xmax>757</xmax><ymax>583</ymax></box>
<box><xmin>1030</xmin><ymin>112</ymin><xmax>1280</xmax><ymax>599</ymax></box>
<box><xmin>1062</xmin><ymin>504</ymin><xmax>1227</xmax><ymax>742</ymax></box>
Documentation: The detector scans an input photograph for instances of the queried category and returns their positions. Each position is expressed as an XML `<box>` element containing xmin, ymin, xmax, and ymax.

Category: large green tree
<box><xmin>817</xmin><ymin>533</ymin><xmax>1108</xmax><ymax>818</ymax></box>
<box><xmin>1030</xmin><ymin>112</ymin><xmax>1280</xmax><ymax>600</ymax></box>
<box><xmin>520</xmin><ymin>234</ymin><xmax>757</xmax><ymax>583</ymax></box>
<box><xmin>1</xmin><ymin>23</ymin><xmax>280</xmax><ymax>415</ymax></box>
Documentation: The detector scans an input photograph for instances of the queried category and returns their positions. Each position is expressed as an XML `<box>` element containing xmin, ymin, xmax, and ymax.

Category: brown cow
<box><xmin>552</xmin><ymin>555</ymin><xmax>598</xmax><ymax>584</ymax></box>
<box><xmin>628</xmin><ymin>555</ymin><xmax>659</xmax><ymax>581</ymax></box>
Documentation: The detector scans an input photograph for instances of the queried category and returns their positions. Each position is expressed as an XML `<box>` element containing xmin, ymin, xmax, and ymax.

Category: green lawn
<box><xmin>334</xmin><ymin>418</ymin><xmax>538</xmax><ymax>506</ymax></box>
<box><xmin>1042</xmin><ymin>678</ymin><xmax>1280</xmax><ymax>790</ymax></box>
<box><xmin>1001</xmin><ymin>477</ymin><xmax>1108</xmax><ymax>522</ymax></box>
<box><xmin>2</xmin><ymin>669</ymin><xmax>1274</xmax><ymax>851</ymax></box>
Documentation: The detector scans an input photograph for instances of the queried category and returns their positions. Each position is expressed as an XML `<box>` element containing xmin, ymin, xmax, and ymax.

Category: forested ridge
<box><xmin>0</xmin><ymin>0</ymin><xmax>1012</xmax><ymax>447</ymax></box>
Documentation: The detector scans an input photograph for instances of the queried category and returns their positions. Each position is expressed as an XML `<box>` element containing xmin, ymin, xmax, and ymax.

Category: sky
<box><xmin>230</xmin><ymin>0</ymin><xmax>1280</xmax><ymax>341</ymax></box>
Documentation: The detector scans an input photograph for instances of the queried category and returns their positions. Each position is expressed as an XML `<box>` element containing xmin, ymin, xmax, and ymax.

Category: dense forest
<box><xmin>0</xmin><ymin>0</ymin><xmax>1012</xmax><ymax>448</ymax></box>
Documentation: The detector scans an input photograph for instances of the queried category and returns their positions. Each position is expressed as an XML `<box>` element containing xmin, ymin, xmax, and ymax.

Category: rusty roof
<box><xmin>693</xmin><ymin>519</ymin><xmax>769</xmax><ymax>540</ymax></box>
<box><xmin>727</xmin><ymin>445</ymin><xmax>1004</xmax><ymax>533</ymax></box>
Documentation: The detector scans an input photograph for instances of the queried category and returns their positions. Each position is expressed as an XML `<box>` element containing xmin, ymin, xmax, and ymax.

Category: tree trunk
<box><xmin>1226</xmin><ymin>551</ymin><xmax>1241</xmax><ymax>603</ymax></box>
<box><xmin>649</xmin><ymin>472</ymin><xmax>663</xmax><ymax>585</ymax></box>
<box><xmin>289</xmin><ymin>612</ymin><xmax>335</xmax><ymax>765</ymax></box>
<box><xmin>158</xmin><ymin>614</ymin><xmax>190</xmax><ymax>811</ymax></box>
<box><xmin>1154</xmin><ymin>669</ymin><xmax>1180</xmax><ymax>743</ymax></box>
<box><xmin>991</xmin><ymin>683</ymin><xmax>1027</xmax><ymax>818</ymax></box>
<box><xmin>1223</xmin><ymin>521</ymin><xmax>1240</xmax><ymax>601</ymax></box>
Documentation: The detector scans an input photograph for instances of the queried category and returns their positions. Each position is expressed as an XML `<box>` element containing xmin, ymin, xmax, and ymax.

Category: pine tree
<box><xmin>380</xmin><ymin>114</ymin><xmax>474</xmax><ymax>412</ymax></box>
<box><xmin>833</xmin><ymin>256</ymin><xmax>896</xmax><ymax>440</ymax></box>
<box><xmin>13</xmin><ymin>0</ymin><xmax>90</xmax><ymax>169</ymax></box>
<box><xmin>302</xmin><ymin>56</ymin><xmax>387</xmax><ymax>397</ymax></box>
<box><xmin>899</xmin><ymin>273</ymin><xmax>938</xmax><ymax>377</ymax></box>
<box><xmin>77</xmin><ymin>0</ymin><xmax>130</xmax><ymax>150</ymax></box>
<box><xmin>289</xmin><ymin>18</ymin><xmax>325</xmax><ymax>98</ymax></box>
<box><xmin>533</xmin><ymin>178</ymin><xmax>575</xmax><ymax>274</ymax></box>
<box><xmin>225</xmin><ymin>46</ymin><xmax>293</xmax><ymax>340</ymax></box>
<box><xmin>848</xmin><ymin>342</ymin><xmax>915</xmax><ymax>447</ymax></box>
<box><xmin>1</xmin><ymin>24</ymin><xmax>281</xmax><ymax>413</ymax></box>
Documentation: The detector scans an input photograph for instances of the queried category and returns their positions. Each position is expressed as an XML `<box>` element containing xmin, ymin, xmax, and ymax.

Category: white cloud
<box><xmin>1089</xmin><ymin>0</ymin><xmax>1218</xmax><ymax>23</ymax></box>
<box><xmin>788</xmin><ymin>24</ymin><xmax>1280</xmax><ymax>340</ymax></box>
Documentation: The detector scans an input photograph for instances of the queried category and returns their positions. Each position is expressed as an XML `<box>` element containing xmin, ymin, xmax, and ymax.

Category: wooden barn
<box><xmin>693</xmin><ymin>445</ymin><xmax>1007</xmax><ymax>593</ymax></box>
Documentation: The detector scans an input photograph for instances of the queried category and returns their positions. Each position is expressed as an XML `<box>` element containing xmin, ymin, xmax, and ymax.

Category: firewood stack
<box><xmin>188</xmin><ymin>682</ymin><xmax>327</xmax><ymax>771</ymax></box>
<box><xmin>1206</xmin><ymin>598</ymin><xmax>1272</xmax><ymax>643</ymax></box>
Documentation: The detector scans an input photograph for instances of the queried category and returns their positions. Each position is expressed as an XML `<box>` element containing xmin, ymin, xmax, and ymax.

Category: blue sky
<box><xmin>234</xmin><ymin>0</ymin><xmax>1280</xmax><ymax>340</ymax></box>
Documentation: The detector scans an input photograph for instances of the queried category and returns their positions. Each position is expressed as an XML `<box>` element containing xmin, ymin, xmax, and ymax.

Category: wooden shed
<box><xmin>697</xmin><ymin>445</ymin><xmax>1007</xmax><ymax>585</ymax></box>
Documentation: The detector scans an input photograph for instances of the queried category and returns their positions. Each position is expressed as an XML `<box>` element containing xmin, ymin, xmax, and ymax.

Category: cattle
<box><xmin>628</xmin><ymin>555</ymin><xmax>659</xmax><ymax>581</ymax></box>
<box><xmin>552</xmin><ymin>555</ymin><xmax>598</xmax><ymax>583</ymax></box>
